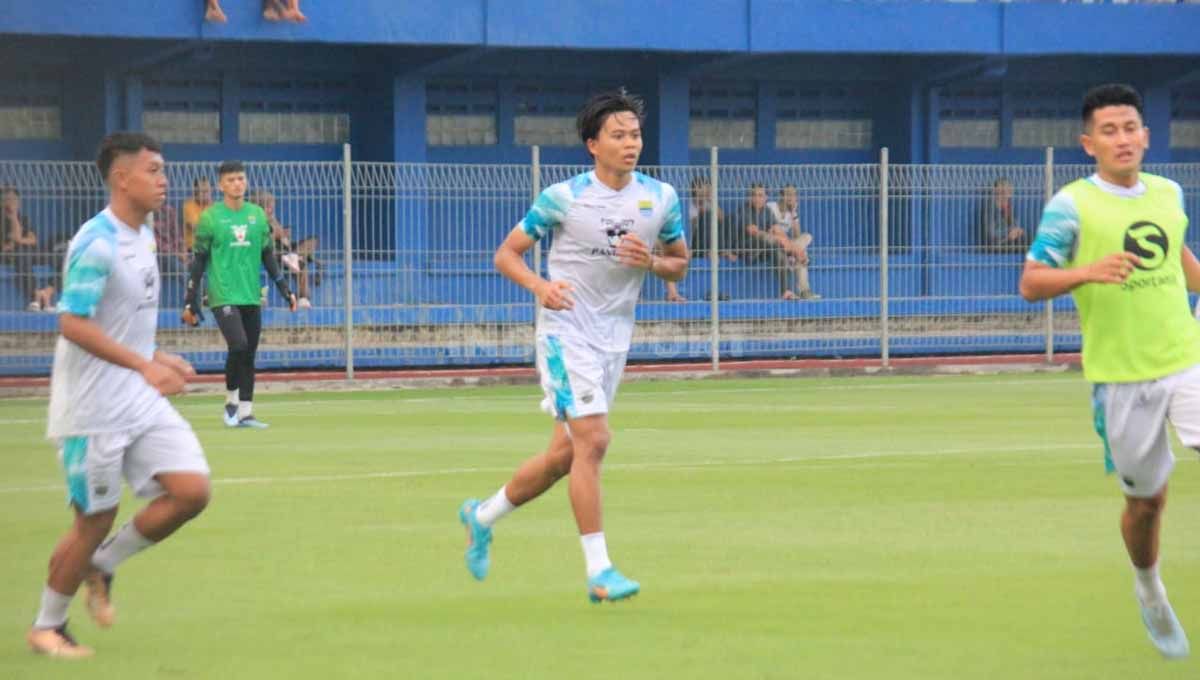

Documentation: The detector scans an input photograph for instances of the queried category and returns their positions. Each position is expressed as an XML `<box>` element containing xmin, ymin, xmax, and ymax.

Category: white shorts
<box><xmin>535</xmin><ymin>334</ymin><xmax>627</xmax><ymax>421</ymax></box>
<box><xmin>1092</xmin><ymin>364</ymin><xmax>1200</xmax><ymax>498</ymax></box>
<box><xmin>57</xmin><ymin>405</ymin><xmax>209</xmax><ymax>515</ymax></box>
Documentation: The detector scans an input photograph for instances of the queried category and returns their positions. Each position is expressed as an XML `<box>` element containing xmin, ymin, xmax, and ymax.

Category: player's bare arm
<box><xmin>153</xmin><ymin>350</ymin><xmax>196</xmax><ymax>379</ymax></box>
<box><xmin>59</xmin><ymin>313</ymin><xmax>185</xmax><ymax>395</ymax></box>
<box><xmin>1182</xmin><ymin>246</ymin><xmax>1200</xmax><ymax>293</ymax></box>
<box><xmin>494</xmin><ymin>225</ymin><xmax>574</xmax><ymax>310</ymax></box>
<box><xmin>1019</xmin><ymin>252</ymin><xmax>1140</xmax><ymax>302</ymax></box>
<box><xmin>261</xmin><ymin>245</ymin><xmax>298</xmax><ymax>312</ymax></box>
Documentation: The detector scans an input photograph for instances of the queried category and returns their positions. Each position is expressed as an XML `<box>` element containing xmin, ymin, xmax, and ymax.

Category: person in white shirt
<box><xmin>27</xmin><ymin>133</ymin><xmax>211</xmax><ymax>659</ymax></box>
<box><xmin>766</xmin><ymin>184</ymin><xmax>819</xmax><ymax>299</ymax></box>
<box><xmin>458</xmin><ymin>90</ymin><xmax>688</xmax><ymax>603</ymax></box>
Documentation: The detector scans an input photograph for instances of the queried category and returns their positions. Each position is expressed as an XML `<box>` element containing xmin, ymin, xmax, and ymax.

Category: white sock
<box><xmin>474</xmin><ymin>486</ymin><xmax>516</xmax><ymax>528</ymax></box>
<box><xmin>1135</xmin><ymin>562</ymin><xmax>1167</xmax><ymax>603</ymax></box>
<box><xmin>238</xmin><ymin>401</ymin><xmax>252</xmax><ymax>420</ymax></box>
<box><xmin>225</xmin><ymin>390</ymin><xmax>238</xmax><ymax>406</ymax></box>
<box><xmin>91</xmin><ymin>522</ymin><xmax>154</xmax><ymax>574</ymax></box>
<box><xmin>33</xmin><ymin>586</ymin><xmax>72</xmax><ymax>629</ymax></box>
<box><xmin>581</xmin><ymin>532</ymin><xmax>613</xmax><ymax>578</ymax></box>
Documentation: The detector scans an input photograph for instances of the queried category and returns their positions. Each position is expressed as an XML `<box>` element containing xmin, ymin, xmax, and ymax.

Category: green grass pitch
<box><xmin>1</xmin><ymin>373</ymin><xmax>1198</xmax><ymax>679</ymax></box>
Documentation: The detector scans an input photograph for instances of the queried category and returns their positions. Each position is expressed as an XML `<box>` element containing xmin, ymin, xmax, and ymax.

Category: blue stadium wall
<box><xmin>2</xmin><ymin>0</ymin><xmax>1200</xmax><ymax>166</ymax></box>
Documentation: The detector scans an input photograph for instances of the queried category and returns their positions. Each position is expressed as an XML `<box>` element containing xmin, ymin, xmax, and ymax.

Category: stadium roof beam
<box><xmin>117</xmin><ymin>40</ymin><xmax>208</xmax><ymax>76</ymax></box>
<box><xmin>681</xmin><ymin>53</ymin><xmax>775</xmax><ymax>79</ymax></box>
<box><xmin>920</xmin><ymin>57</ymin><xmax>1007</xmax><ymax>89</ymax></box>
<box><xmin>408</xmin><ymin>47</ymin><xmax>494</xmax><ymax>77</ymax></box>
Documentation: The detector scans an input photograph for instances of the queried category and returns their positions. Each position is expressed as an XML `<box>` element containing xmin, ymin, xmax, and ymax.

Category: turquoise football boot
<box><xmin>587</xmin><ymin>567</ymin><xmax>640</xmax><ymax>603</ymax></box>
<box><xmin>458</xmin><ymin>499</ymin><xmax>492</xmax><ymax>581</ymax></box>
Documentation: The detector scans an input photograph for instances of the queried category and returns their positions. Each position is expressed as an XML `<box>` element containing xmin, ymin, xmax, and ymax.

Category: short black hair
<box><xmin>1</xmin><ymin>186</ymin><xmax>18</xmax><ymax>197</ymax></box>
<box><xmin>193</xmin><ymin>177</ymin><xmax>211</xmax><ymax>188</ymax></box>
<box><xmin>96</xmin><ymin>132</ymin><xmax>161</xmax><ymax>181</ymax></box>
<box><xmin>576</xmin><ymin>88</ymin><xmax>645</xmax><ymax>150</ymax></box>
<box><xmin>218</xmin><ymin>160</ymin><xmax>246</xmax><ymax>177</ymax></box>
<box><xmin>1082</xmin><ymin>84</ymin><xmax>1143</xmax><ymax>126</ymax></box>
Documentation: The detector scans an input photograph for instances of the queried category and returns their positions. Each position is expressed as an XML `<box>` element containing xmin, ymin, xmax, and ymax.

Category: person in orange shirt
<box><xmin>181</xmin><ymin>177</ymin><xmax>213</xmax><ymax>252</ymax></box>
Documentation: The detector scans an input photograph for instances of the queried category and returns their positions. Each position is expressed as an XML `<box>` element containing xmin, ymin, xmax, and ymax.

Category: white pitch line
<box><xmin>174</xmin><ymin>376</ymin><xmax>1082</xmax><ymax>410</ymax></box>
<box><xmin>0</xmin><ymin>376</ymin><xmax>1084</xmax><ymax>414</ymax></box>
<box><xmin>0</xmin><ymin>441</ymin><xmax>1099</xmax><ymax>495</ymax></box>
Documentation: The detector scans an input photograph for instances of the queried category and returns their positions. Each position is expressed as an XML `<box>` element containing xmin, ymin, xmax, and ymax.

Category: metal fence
<box><xmin>3</xmin><ymin>148</ymin><xmax>1198</xmax><ymax>376</ymax></box>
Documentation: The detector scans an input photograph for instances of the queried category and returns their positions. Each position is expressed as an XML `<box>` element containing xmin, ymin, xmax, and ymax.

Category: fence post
<box><xmin>879</xmin><ymin>147</ymin><xmax>890</xmax><ymax>369</ymax></box>
<box><xmin>1043</xmin><ymin>146</ymin><xmax>1054</xmax><ymax>363</ymax></box>
<box><xmin>709</xmin><ymin>146</ymin><xmax>720</xmax><ymax>372</ymax></box>
<box><xmin>342</xmin><ymin>143</ymin><xmax>354</xmax><ymax>380</ymax></box>
<box><xmin>531</xmin><ymin>146</ymin><xmax>542</xmax><ymax>340</ymax></box>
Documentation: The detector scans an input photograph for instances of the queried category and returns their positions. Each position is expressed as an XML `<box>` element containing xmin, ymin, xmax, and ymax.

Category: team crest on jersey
<box><xmin>591</xmin><ymin>217</ymin><xmax>636</xmax><ymax>256</ymax></box>
<box><xmin>232</xmin><ymin>224</ymin><xmax>249</xmax><ymax>246</ymax></box>
<box><xmin>637</xmin><ymin>199</ymin><xmax>653</xmax><ymax>217</ymax></box>
<box><xmin>139</xmin><ymin>265</ymin><xmax>157</xmax><ymax>305</ymax></box>
<box><xmin>605</xmin><ymin>225</ymin><xmax>629</xmax><ymax>248</ymax></box>
<box><xmin>248</xmin><ymin>215</ymin><xmax>257</xmax><ymax>225</ymax></box>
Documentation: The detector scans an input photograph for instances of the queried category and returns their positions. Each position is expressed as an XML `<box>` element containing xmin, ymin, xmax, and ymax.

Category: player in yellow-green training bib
<box><xmin>1020</xmin><ymin>84</ymin><xmax>1199</xmax><ymax>659</ymax></box>
<box><xmin>184</xmin><ymin>160</ymin><xmax>297</xmax><ymax>429</ymax></box>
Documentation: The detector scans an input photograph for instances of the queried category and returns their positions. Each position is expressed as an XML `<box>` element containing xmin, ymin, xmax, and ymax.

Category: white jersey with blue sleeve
<box><xmin>47</xmin><ymin>208</ymin><xmax>168</xmax><ymax>439</ymax></box>
<box><xmin>520</xmin><ymin>171</ymin><xmax>684</xmax><ymax>351</ymax></box>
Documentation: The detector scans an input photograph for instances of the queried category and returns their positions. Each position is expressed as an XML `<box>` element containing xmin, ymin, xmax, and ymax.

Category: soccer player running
<box><xmin>458</xmin><ymin>90</ymin><xmax>688</xmax><ymax>602</ymax></box>
<box><xmin>183</xmin><ymin>160</ymin><xmax>297</xmax><ymax>429</ymax></box>
<box><xmin>27</xmin><ymin>133</ymin><xmax>212</xmax><ymax>658</ymax></box>
<box><xmin>1020</xmin><ymin>83</ymin><xmax>1197</xmax><ymax>659</ymax></box>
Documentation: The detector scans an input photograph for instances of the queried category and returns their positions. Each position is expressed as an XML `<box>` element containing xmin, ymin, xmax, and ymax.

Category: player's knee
<box><xmin>75</xmin><ymin>509</ymin><xmax>118</xmax><ymax>542</ymax></box>
<box><xmin>575</xmin><ymin>430</ymin><xmax>611</xmax><ymax>461</ymax></box>
<box><xmin>172</xmin><ymin>481</ymin><xmax>211</xmax><ymax>519</ymax></box>
<box><xmin>1127</xmin><ymin>494</ymin><xmax>1166</xmax><ymax>522</ymax></box>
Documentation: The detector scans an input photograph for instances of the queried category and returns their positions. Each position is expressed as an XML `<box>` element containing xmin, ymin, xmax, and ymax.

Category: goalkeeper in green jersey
<box><xmin>184</xmin><ymin>160</ymin><xmax>296</xmax><ymax>429</ymax></box>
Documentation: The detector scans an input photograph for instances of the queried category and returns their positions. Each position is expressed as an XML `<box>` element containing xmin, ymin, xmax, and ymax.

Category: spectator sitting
<box><xmin>153</xmin><ymin>204</ymin><xmax>189</xmax><ymax>280</ymax></box>
<box><xmin>252</xmin><ymin>189</ymin><xmax>317</xmax><ymax>308</ymax></box>
<box><xmin>664</xmin><ymin>176</ymin><xmax>724</xmax><ymax>303</ymax></box>
<box><xmin>182</xmin><ymin>177</ymin><xmax>214</xmax><ymax>252</ymax></box>
<box><xmin>766</xmin><ymin>184</ymin><xmax>820</xmax><ymax>300</ymax></box>
<box><xmin>978</xmin><ymin>177</ymin><xmax>1028</xmax><ymax>252</ymax></box>
<box><xmin>735</xmin><ymin>184</ymin><xmax>813</xmax><ymax>300</ymax></box>
<box><xmin>1</xmin><ymin>187</ymin><xmax>55</xmax><ymax>311</ymax></box>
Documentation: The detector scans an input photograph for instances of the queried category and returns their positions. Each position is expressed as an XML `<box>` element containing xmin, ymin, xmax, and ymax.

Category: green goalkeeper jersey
<box><xmin>194</xmin><ymin>201</ymin><xmax>270</xmax><ymax>307</ymax></box>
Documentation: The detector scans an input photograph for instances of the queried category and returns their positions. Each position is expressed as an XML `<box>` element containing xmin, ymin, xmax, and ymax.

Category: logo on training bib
<box><xmin>1124</xmin><ymin>221</ymin><xmax>1168</xmax><ymax>271</ymax></box>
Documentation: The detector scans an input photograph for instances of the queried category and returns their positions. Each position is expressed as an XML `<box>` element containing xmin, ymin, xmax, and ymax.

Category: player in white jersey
<box><xmin>27</xmin><ymin>133</ymin><xmax>211</xmax><ymax>658</ymax></box>
<box><xmin>458</xmin><ymin>90</ymin><xmax>689</xmax><ymax>603</ymax></box>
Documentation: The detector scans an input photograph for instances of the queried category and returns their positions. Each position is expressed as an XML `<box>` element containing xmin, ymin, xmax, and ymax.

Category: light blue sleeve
<box><xmin>58</xmin><ymin>222</ymin><xmax>117</xmax><ymax>317</ymax></box>
<box><xmin>1168</xmin><ymin>179</ymin><xmax>1187</xmax><ymax>214</ymax></box>
<box><xmin>1027</xmin><ymin>190</ymin><xmax>1079</xmax><ymax>268</ymax></box>
<box><xmin>658</xmin><ymin>185</ymin><xmax>684</xmax><ymax>245</ymax></box>
<box><xmin>520</xmin><ymin>183</ymin><xmax>572</xmax><ymax>242</ymax></box>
